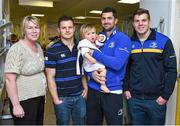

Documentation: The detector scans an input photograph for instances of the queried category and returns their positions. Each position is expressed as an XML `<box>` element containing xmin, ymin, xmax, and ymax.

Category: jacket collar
<box><xmin>131</xmin><ymin>28</ymin><xmax>156</xmax><ymax>41</ymax></box>
<box><xmin>59</xmin><ymin>39</ymin><xmax>78</xmax><ymax>46</ymax></box>
<box><xmin>101</xmin><ymin>27</ymin><xmax>118</xmax><ymax>38</ymax></box>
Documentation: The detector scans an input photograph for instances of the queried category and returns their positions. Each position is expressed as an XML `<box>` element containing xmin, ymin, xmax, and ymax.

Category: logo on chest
<box><xmin>60</xmin><ymin>53</ymin><xmax>66</xmax><ymax>58</ymax></box>
<box><xmin>132</xmin><ymin>44</ymin><xmax>135</xmax><ymax>49</ymax></box>
<box><xmin>149</xmin><ymin>42</ymin><xmax>157</xmax><ymax>48</ymax></box>
<box><xmin>108</xmin><ymin>42</ymin><xmax>115</xmax><ymax>48</ymax></box>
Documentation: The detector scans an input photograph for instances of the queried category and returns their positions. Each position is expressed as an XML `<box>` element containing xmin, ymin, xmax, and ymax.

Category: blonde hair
<box><xmin>80</xmin><ymin>24</ymin><xmax>96</xmax><ymax>39</ymax></box>
<box><xmin>21</xmin><ymin>16</ymin><xmax>40</xmax><ymax>37</ymax></box>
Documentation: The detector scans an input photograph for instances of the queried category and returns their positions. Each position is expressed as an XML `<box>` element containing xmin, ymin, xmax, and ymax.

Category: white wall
<box><xmin>140</xmin><ymin>0</ymin><xmax>180</xmax><ymax>125</ymax></box>
<box><xmin>140</xmin><ymin>0</ymin><xmax>171</xmax><ymax>35</ymax></box>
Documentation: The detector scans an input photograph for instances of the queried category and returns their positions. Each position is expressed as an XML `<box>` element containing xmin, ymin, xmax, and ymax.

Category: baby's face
<box><xmin>84</xmin><ymin>29</ymin><xmax>97</xmax><ymax>43</ymax></box>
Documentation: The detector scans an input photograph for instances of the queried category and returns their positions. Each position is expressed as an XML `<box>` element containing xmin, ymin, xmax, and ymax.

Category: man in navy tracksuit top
<box><xmin>124</xmin><ymin>8</ymin><xmax>177</xmax><ymax>125</ymax></box>
<box><xmin>86</xmin><ymin>7</ymin><xmax>131</xmax><ymax>125</ymax></box>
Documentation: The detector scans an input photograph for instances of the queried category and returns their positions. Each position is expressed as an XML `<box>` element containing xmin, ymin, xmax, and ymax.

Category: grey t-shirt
<box><xmin>5</xmin><ymin>40</ymin><xmax>47</xmax><ymax>101</ymax></box>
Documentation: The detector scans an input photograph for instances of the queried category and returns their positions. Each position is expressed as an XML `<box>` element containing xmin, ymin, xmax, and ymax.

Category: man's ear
<box><xmin>132</xmin><ymin>22</ymin><xmax>135</xmax><ymax>28</ymax></box>
<box><xmin>57</xmin><ymin>27</ymin><xmax>60</xmax><ymax>34</ymax></box>
<box><xmin>73</xmin><ymin>26</ymin><xmax>76</xmax><ymax>33</ymax></box>
<box><xmin>149</xmin><ymin>20</ymin><xmax>151</xmax><ymax>27</ymax></box>
<box><xmin>115</xmin><ymin>18</ymin><xmax>118</xmax><ymax>25</ymax></box>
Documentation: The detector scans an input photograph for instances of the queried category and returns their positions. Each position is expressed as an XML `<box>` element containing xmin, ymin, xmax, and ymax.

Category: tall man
<box><xmin>45</xmin><ymin>16</ymin><xmax>87</xmax><ymax>125</ymax></box>
<box><xmin>86</xmin><ymin>7</ymin><xmax>131</xmax><ymax>125</ymax></box>
<box><xmin>124</xmin><ymin>8</ymin><xmax>177</xmax><ymax>125</ymax></box>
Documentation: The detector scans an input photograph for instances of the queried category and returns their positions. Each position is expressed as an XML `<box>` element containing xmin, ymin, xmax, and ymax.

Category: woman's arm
<box><xmin>5</xmin><ymin>73</ymin><xmax>24</xmax><ymax>118</ymax></box>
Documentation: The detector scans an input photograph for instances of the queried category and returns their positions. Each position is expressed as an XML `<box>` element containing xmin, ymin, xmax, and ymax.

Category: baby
<box><xmin>76</xmin><ymin>24</ymin><xmax>109</xmax><ymax>93</ymax></box>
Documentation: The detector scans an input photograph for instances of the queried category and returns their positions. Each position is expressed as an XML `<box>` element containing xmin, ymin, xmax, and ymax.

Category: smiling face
<box><xmin>101</xmin><ymin>12</ymin><xmax>117</xmax><ymax>32</ymax></box>
<box><xmin>58</xmin><ymin>20</ymin><xmax>75</xmax><ymax>40</ymax></box>
<box><xmin>133</xmin><ymin>13</ymin><xmax>151</xmax><ymax>37</ymax></box>
<box><xmin>24</xmin><ymin>20</ymin><xmax>40</xmax><ymax>42</ymax></box>
<box><xmin>22</xmin><ymin>16</ymin><xmax>40</xmax><ymax>43</ymax></box>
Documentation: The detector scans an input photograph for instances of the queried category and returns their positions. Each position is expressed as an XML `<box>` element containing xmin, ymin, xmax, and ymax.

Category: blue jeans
<box><xmin>54</xmin><ymin>95</ymin><xmax>86</xmax><ymax>125</ymax></box>
<box><xmin>128</xmin><ymin>97</ymin><xmax>166</xmax><ymax>125</ymax></box>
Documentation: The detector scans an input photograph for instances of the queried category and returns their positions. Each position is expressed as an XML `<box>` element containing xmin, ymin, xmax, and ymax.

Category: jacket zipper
<box><xmin>141</xmin><ymin>41</ymin><xmax>145</xmax><ymax>100</ymax></box>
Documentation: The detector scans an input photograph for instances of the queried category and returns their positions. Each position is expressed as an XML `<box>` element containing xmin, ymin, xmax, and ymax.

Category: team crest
<box><xmin>149</xmin><ymin>42</ymin><xmax>157</xmax><ymax>48</ymax></box>
<box><xmin>45</xmin><ymin>56</ymin><xmax>48</xmax><ymax>61</ymax></box>
<box><xmin>132</xmin><ymin>44</ymin><xmax>135</xmax><ymax>49</ymax></box>
<box><xmin>60</xmin><ymin>53</ymin><xmax>66</xmax><ymax>58</ymax></box>
<box><xmin>108</xmin><ymin>42</ymin><xmax>115</xmax><ymax>48</ymax></box>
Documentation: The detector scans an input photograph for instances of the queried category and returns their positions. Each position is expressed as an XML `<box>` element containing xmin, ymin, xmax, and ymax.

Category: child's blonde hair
<box><xmin>80</xmin><ymin>24</ymin><xmax>96</xmax><ymax>39</ymax></box>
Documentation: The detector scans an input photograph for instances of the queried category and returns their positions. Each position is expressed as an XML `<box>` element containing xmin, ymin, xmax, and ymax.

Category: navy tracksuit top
<box><xmin>124</xmin><ymin>29</ymin><xmax>177</xmax><ymax>100</ymax></box>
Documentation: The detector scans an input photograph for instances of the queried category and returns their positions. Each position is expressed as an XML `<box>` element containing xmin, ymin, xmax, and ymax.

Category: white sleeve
<box><xmin>80</xmin><ymin>47</ymin><xmax>91</xmax><ymax>56</ymax></box>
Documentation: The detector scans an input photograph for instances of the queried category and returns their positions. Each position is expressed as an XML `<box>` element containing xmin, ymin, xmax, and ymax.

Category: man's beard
<box><xmin>103</xmin><ymin>25</ymin><xmax>114</xmax><ymax>32</ymax></box>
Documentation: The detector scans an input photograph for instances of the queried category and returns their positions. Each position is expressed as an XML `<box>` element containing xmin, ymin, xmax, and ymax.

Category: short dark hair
<box><xmin>101</xmin><ymin>7</ymin><xmax>117</xmax><ymax>18</ymax></box>
<box><xmin>58</xmin><ymin>15</ymin><xmax>74</xmax><ymax>28</ymax></box>
<box><xmin>132</xmin><ymin>8</ymin><xmax>150</xmax><ymax>21</ymax></box>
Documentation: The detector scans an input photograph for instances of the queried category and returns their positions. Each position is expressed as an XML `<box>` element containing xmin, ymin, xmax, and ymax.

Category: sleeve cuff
<box><xmin>161</xmin><ymin>93</ymin><xmax>170</xmax><ymax>100</ymax></box>
<box><xmin>5</xmin><ymin>69</ymin><xmax>20</xmax><ymax>74</ymax></box>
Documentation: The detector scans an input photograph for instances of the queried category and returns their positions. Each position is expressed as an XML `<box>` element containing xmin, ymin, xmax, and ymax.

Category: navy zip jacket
<box><xmin>124</xmin><ymin>29</ymin><xmax>177</xmax><ymax>100</ymax></box>
<box><xmin>88</xmin><ymin>27</ymin><xmax>131</xmax><ymax>92</ymax></box>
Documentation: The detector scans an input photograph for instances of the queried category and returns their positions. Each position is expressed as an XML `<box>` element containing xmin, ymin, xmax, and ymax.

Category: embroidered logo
<box><xmin>45</xmin><ymin>56</ymin><xmax>48</xmax><ymax>61</ymax></box>
<box><xmin>108</xmin><ymin>42</ymin><xmax>115</xmax><ymax>48</ymax></box>
<box><xmin>118</xmin><ymin>109</ymin><xmax>123</xmax><ymax>116</ymax></box>
<box><xmin>149</xmin><ymin>42</ymin><xmax>157</xmax><ymax>48</ymax></box>
<box><xmin>132</xmin><ymin>44</ymin><xmax>135</xmax><ymax>49</ymax></box>
<box><xmin>60</xmin><ymin>53</ymin><xmax>66</xmax><ymax>58</ymax></box>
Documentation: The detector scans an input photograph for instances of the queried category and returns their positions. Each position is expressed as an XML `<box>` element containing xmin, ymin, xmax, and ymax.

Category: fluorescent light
<box><xmin>19</xmin><ymin>0</ymin><xmax>53</xmax><ymax>7</ymax></box>
<box><xmin>117</xmin><ymin>0</ymin><xmax>140</xmax><ymax>4</ymax></box>
<box><xmin>86</xmin><ymin>16</ymin><xmax>101</xmax><ymax>19</ymax></box>
<box><xmin>31</xmin><ymin>14</ymin><xmax>44</xmax><ymax>17</ymax></box>
<box><xmin>89</xmin><ymin>10</ymin><xmax>102</xmax><ymax>14</ymax></box>
<box><xmin>74</xmin><ymin>16</ymin><xmax>87</xmax><ymax>19</ymax></box>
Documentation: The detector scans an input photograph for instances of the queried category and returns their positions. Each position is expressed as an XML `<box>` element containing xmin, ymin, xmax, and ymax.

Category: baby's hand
<box><xmin>98</xmin><ymin>70</ymin><xmax>106</xmax><ymax>77</ymax></box>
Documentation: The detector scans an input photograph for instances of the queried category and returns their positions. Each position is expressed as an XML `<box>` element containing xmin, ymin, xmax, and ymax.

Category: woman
<box><xmin>5</xmin><ymin>16</ymin><xmax>47</xmax><ymax>125</ymax></box>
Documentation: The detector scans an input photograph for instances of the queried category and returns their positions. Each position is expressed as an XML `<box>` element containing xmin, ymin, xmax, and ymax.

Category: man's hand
<box><xmin>92</xmin><ymin>69</ymin><xmax>106</xmax><ymax>84</ymax></box>
<box><xmin>124</xmin><ymin>91</ymin><xmax>132</xmax><ymax>100</ymax></box>
<box><xmin>81</xmin><ymin>88</ymin><xmax>88</xmax><ymax>98</ymax></box>
<box><xmin>156</xmin><ymin>96</ymin><xmax>167</xmax><ymax>105</ymax></box>
<box><xmin>54</xmin><ymin>99</ymin><xmax>63</xmax><ymax>105</ymax></box>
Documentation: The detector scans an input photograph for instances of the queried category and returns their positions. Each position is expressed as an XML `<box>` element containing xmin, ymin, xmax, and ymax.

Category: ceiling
<box><xmin>9</xmin><ymin>0</ymin><xmax>139</xmax><ymax>25</ymax></box>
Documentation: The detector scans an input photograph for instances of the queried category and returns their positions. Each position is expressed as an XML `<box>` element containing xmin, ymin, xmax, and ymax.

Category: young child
<box><xmin>76</xmin><ymin>24</ymin><xmax>109</xmax><ymax>93</ymax></box>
